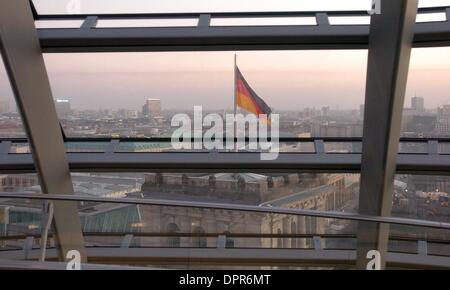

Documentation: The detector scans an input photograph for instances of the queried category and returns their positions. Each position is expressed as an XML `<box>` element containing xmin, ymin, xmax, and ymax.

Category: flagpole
<box><xmin>234</xmin><ymin>53</ymin><xmax>237</xmax><ymax>151</ymax></box>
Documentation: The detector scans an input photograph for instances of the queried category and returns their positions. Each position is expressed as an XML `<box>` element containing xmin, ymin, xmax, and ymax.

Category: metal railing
<box><xmin>1</xmin><ymin>191</ymin><xmax>449</xmax><ymax>229</ymax></box>
<box><xmin>1</xmin><ymin>137</ymin><xmax>450</xmax><ymax>174</ymax></box>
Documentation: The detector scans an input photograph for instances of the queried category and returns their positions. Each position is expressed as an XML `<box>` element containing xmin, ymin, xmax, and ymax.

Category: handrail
<box><xmin>1</xmin><ymin>192</ymin><xmax>449</xmax><ymax>230</ymax></box>
<box><xmin>2</xmin><ymin>136</ymin><xmax>450</xmax><ymax>143</ymax></box>
<box><xmin>1</xmin><ymin>232</ymin><xmax>449</xmax><ymax>244</ymax></box>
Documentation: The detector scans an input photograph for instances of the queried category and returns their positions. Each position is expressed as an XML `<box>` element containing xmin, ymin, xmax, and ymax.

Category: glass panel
<box><xmin>140</xmin><ymin>172</ymin><xmax>360</xmax><ymax>213</ymax></box>
<box><xmin>324</xmin><ymin>142</ymin><xmax>362</xmax><ymax>153</ymax></box>
<box><xmin>8</xmin><ymin>142</ymin><xmax>111</xmax><ymax>153</ymax></box>
<box><xmin>398</xmin><ymin>142</ymin><xmax>428</xmax><ymax>154</ymax></box>
<box><xmin>210</xmin><ymin>17</ymin><xmax>316</xmax><ymax>27</ymax></box>
<box><xmin>439</xmin><ymin>142</ymin><xmax>450</xmax><ymax>154</ymax></box>
<box><xmin>279</xmin><ymin>142</ymin><xmax>315</xmax><ymax>153</ymax></box>
<box><xmin>96</xmin><ymin>18</ymin><xmax>198</xmax><ymax>28</ymax></box>
<box><xmin>32</xmin><ymin>0</ymin><xmax>374</xmax><ymax>15</ymax></box>
<box><xmin>419</xmin><ymin>0</ymin><xmax>450</xmax><ymax>8</ymax></box>
<box><xmin>329</xmin><ymin>16</ymin><xmax>370</xmax><ymax>25</ymax></box>
<box><xmin>9</xmin><ymin>143</ymin><xmax>31</xmax><ymax>154</ymax></box>
<box><xmin>2</xmin><ymin>196</ymin><xmax>448</xmax><ymax>269</ymax></box>
<box><xmin>403</xmin><ymin>47</ymin><xmax>450</xmax><ymax>138</ymax></box>
<box><xmin>117</xmin><ymin>142</ymin><xmax>176</xmax><ymax>152</ymax></box>
<box><xmin>44</xmin><ymin>50</ymin><xmax>367</xmax><ymax>138</ymax></box>
<box><xmin>65</xmin><ymin>141</ymin><xmax>109</xmax><ymax>152</ymax></box>
<box><xmin>416</xmin><ymin>12</ymin><xmax>447</xmax><ymax>22</ymax></box>
<box><xmin>0</xmin><ymin>174</ymin><xmax>39</xmax><ymax>192</ymax></box>
<box><xmin>0</xmin><ymin>56</ymin><xmax>26</xmax><ymax>138</ymax></box>
<box><xmin>34</xmin><ymin>20</ymin><xmax>83</xmax><ymax>29</ymax></box>
<box><xmin>392</xmin><ymin>174</ymin><xmax>450</xmax><ymax>223</ymax></box>
<box><xmin>389</xmin><ymin>224</ymin><xmax>450</xmax><ymax>256</ymax></box>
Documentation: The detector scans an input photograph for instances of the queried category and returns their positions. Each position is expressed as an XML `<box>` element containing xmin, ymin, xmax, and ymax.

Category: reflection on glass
<box><xmin>34</xmin><ymin>20</ymin><xmax>83</xmax><ymax>29</ymax></box>
<box><xmin>96</xmin><ymin>18</ymin><xmax>198</xmax><ymax>28</ymax></box>
<box><xmin>328</xmin><ymin>16</ymin><xmax>370</xmax><ymax>25</ymax></box>
<box><xmin>324</xmin><ymin>142</ymin><xmax>362</xmax><ymax>153</ymax></box>
<box><xmin>43</xmin><ymin>50</ymin><xmax>367</xmax><ymax>138</ymax></box>
<box><xmin>0</xmin><ymin>57</ymin><xmax>26</xmax><ymax>138</ymax></box>
<box><xmin>398</xmin><ymin>142</ymin><xmax>428</xmax><ymax>154</ymax></box>
<box><xmin>210</xmin><ymin>17</ymin><xmax>316</xmax><ymax>26</ymax></box>
<box><xmin>392</xmin><ymin>174</ymin><xmax>450</xmax><ymax>223</ymax></box>
<box><xmin>65</xmin><ymin>142</ymin><xmax>109</xmax><ymax>153</ymax></box>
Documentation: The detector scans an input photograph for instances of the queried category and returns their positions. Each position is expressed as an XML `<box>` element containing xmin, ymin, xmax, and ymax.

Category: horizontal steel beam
<box><xmin>31</xmin><ymin>6</ymin><xmax>450</xmax><ymax>52</ymax></box>
<box><xmin>1</xmin><ymin>192</ymin><xmax>449</xmax><ymax>230</ymax></box>
<box><xmin>0</xmin><ymin>151</ymin><xmax>449</xmax><ymax>175</ymax></box>
<box><xmin>2</xmin><ymin>136</ymin><xmax>450</xmax><ymax>144</ymax></box>
<box><xmin>31</xmin><ymin>5</ymin><xmax>450</xmax><ymax>20</ymax></box>
<box><xmin>1</xmin><ymin>247</ymin><xmax>449</xmax><ymax>269</ymax></box>
<box><xmin>0</xmin><ymin>258</ymin><xmax>154</xmax><ymax>270</ymax></box>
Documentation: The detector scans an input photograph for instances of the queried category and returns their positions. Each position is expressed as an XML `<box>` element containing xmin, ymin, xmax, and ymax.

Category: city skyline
<box><xmin>2</xmin><ymin>48</ymin><xmax>450</xmax><ymax>111</ymax></box>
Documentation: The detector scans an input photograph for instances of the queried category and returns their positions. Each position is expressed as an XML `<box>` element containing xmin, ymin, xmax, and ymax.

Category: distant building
<box><xmin>0</xmin><ymin>100</ymin><xmax>10</xmax><ymax>114</ymax></box>
<box><xmin>411</xmin><ymin>96</ymin><xmax>425</xmax><ymax>112</ymax></box>
<box><xmin>139</xmin><ymin>173</ymin><xmax>358</xmax><ymax>249</ymax></box>
<box><xmin>55</xmin><ymin>99</ymin><xmax>71</xmax><ymax>116</ymax></box>
<box><xmin>142</xmin><ymin>99</ymin><xmax>161</xmax><ymax>118</ymax></box>
<box><xmin>436</xmin><ymin>105</ymin><xmax>450</xmax><ymax>136</ymax></box>
<box><xmin>311</xmin><ymin>121</ymin><xmax>363</xmax><ymax>137</ymax></box>
<box><xmin>359</xmin><ymin>104</ymin><xmax>365</xmax><ymax>119</ymax></box>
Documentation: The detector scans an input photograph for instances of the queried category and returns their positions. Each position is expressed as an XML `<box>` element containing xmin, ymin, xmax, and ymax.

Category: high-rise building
<box><xmin>436</xmin><ymin>104</ymin><xmax>450</xmax><ymax>135</ymax></box>
<box><xmin>142</xmin><ymin>98</ymin><xmax>161</xmax><ymax>118</ymax></box>
<box><xmin>55</xmin><ymin>99</ymin><xmax>71</xmax><ymax>116</ymax></box>
<box><xmin>411</xmin><ymin>96</ymin><xmax>425</xmax><ymax>112</ymax></box>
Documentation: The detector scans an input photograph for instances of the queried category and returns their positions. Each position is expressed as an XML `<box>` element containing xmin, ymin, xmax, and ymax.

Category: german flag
<box><xmin>235</xmin><ymin>66</ymin><xmax>272</xmax><ymax>125</ymax></box>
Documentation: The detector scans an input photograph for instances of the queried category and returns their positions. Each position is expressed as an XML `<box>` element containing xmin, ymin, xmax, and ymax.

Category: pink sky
<box><xmin>1</xmin><ymin>48</ymin><xmax>450</xmax><ymax>111</ymax></box>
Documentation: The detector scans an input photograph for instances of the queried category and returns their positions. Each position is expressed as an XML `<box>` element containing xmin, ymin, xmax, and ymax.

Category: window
<box><xmin>43</xmin><ymin>50</ymin><xmax>367</xmax><ymax>138</ymax></box>
<box><xmin>192</xmin><ymin>226</ymin><xmax>207</xmax><ymax>248</ymax></box>
<box><xmin>0</xmin><ymin>57</ymin><xmax>26</xmax><ymax>138</ymax></box>
<box><xmin>166</xmin><ymin>222</ymin><xmax>181</xmax><ymax>247</ymax></box>
<box><xmin>403</xmin><ymin>47</ymin><xmax>450</xmax><ymax>138</ymax></box>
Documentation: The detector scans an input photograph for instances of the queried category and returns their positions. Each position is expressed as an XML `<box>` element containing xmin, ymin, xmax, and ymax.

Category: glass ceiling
<box><xmin>31</xmin><ymin>0</ymin><xmax>450</xmax><ymax>15</ymax></box>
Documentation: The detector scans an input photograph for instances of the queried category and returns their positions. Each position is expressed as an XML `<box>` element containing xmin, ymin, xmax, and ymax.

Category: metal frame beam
<box><xmin>0</xmin><ymin>0</ymin><xmax>86</xmax><ymax>262</ymax></box>
<box><xmin>27</xmin><ymin>6</ymin><xmax>450</xmax><ymax>52</ymax></box>
<box><xmin>1</xmin><ymin>136</ymin><xmax>450</xmax><ymax>174</ymax></box>
<box><xmin>2</xmin><ymin>248</ymin><xmax>449</xmax><ymax>269</ymax></box>
<box><xmin>356</xmin><ymin>0</ymin><xmax>418</xmax><ymax>270</ymax></box>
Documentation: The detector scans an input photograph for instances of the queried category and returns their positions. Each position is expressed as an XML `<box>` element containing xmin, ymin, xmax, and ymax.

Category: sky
<box><xmin>1</xmin><ymin>1</ymin><xmax>450</xmax><ymax>111</ymax></box>
<box><xmin>31</xmin><ymin>0</ymin><xmax>450</xmax><ymax>14</ymax></box>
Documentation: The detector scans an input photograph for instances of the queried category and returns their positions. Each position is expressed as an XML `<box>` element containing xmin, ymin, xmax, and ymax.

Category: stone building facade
<box><xmin>138</xmin><ymin>173</ymin><xmax>359</xmax><ymax>249</ymax></box>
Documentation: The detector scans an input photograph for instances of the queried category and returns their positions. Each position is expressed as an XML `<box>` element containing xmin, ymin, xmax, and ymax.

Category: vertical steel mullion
<box><xmin>0</xmin><ymin>0</ymin><xmax>86</xmax><ymax>262</ymax></box>
<box><xmin>356</xmin><ymin>0</ymin><xmax>418</xmax><ymax>269</ymax></box>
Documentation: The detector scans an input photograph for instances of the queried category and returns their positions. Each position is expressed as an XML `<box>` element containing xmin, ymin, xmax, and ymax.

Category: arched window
<box><xmin>277</xmin><ymin>228</ymin><xmax>282</xmax><ymax>248</ymax></box>
<box><xmin>223</xmin><ymin>231</ymin><xmax>234</xmax><ymax>248</ymax></box>
<box><xmin>166</xmin><ymin>223</ymin><xmax>180</xmax><ymax>248</ymax></box>
<box><xmin>192</xmin><ymin>226</ymin><xmax>207</xmax><ymax>248</ymax></box>
<box><xmin>291</xmin><ymin>222</ymin><xmax>297</xmax><ymax>248</ymax></box>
